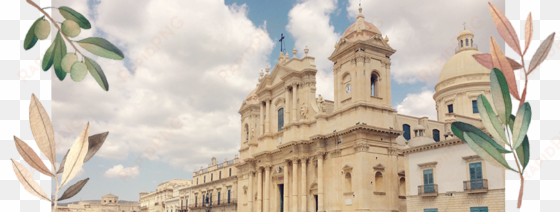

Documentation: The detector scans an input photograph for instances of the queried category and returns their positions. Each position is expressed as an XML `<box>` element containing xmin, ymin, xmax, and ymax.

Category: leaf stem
<box><xmin>25</xmin><ymin>0</ymin><xmax>84</xmax><ymax>56</ymax></box>
<box><xmin>519</xmin><ymin>56</ymin><xmax>528</xmax><ymax>108</ymax></box>
<box><xmin>512</xmin><ymin>150</ymin><xmax>525</xmax><ymax>208</ymax></box>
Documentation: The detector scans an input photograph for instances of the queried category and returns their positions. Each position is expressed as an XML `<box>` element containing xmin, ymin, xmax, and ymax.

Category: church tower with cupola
<box><xmin>328</xmin><ymin>6</ymin><xmax>397</xmax><ymax>127</ymax></box>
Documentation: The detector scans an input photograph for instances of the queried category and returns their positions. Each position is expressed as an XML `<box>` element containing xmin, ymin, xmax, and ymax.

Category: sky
<box><xmin>50</xmin><ymin>0</ymin><xmax>505</xmax><ymax>202</ymax></box>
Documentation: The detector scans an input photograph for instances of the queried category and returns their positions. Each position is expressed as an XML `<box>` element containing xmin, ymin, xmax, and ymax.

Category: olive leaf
<box><xmin>77</xmin><ymin>37</ymin><xmax>124</xmax><ymax>60</ymax></box>
<box><xmin>11</xmin><ymin>159</ymin><xmax>51</xmax><ymax>201</ymax></box>
<box><xmin>61</xmin><ymin>123</ymin><xmax>90</xmax><ymax>187</ymax></box>
<box><xmin>451</xmin><ymin>122</ymin><xmax>517</xmax><ymax>172</ymax></box>
<box><xmin>13</xmin><ymin>136</ymin><xmax>54</xmax><ymax>177</ymax></box>
<box><xmin>58</xmin><ymin>132</ymin><xmax>109</xmax><ymax>174</ymax></box>
<box><xmin>53</xmin><ymin>31</ymin><xmax>68</xmax><ymax>81</ymax></box>
<box><xmin>512</xmin><ymin>102</ymin><xmax>532</xmax><ymax>150</ymax></box>
<box><xmin>509</xmin><ymin>115</ymin><xmax>530</xmax><ymax>173</ymax></box>
<box><xmin>42</xmin><ymin>38</ymin><xmax>57</xmax><ymax>71</ymax></box>
<box><xmin>85</xmin><ymin>57</ymin><xmax>109</xmax><ymax>91</ymax></box>
<box><xmin>490</xmin><ymin>37</ymin><xmax>520</xmax><ymax>100</ymax></box>
<box><xmin>477</xmin><ymin>95</ymin><xmax>507</xmax><ymax>144</ymax></box>
<box><xmin>528</xmin><ymin>33</ymin><xmax>555</xmax><ymax>74</ymax></box>
<box><xmin>472</xmin><ymin>54</ymin><xmax>523</xmax><ymax>70</ymax></box>
<box><xmin>29</xmin><ymin>94</ymin><xmax>56</xmax><ymax>166</ymax></box>
<box><xmin>57</xmin><ymin>149</ymin><xmax>70</xmax><ymax>174</ymax></box>
<box><xmin>58</xmin><ymin>6</ymin><xmax>91</xmax><ymax>29</ymax></box>
<box><xmin>58</xmin><ymin>178</ymin><xmax>89</xmax><ymax>201</ymax></box>
<box><xmin>24</xmin><ymin>16</ymin><xmax>43</xmax><ymax>50</ymax></box>
<box><xmin>490</xmin><ymin>69</ymin><xmax>513</xmax><ymax>127</ymax></box>
<box><xmin>488</xmin><ymin>2</ymin><xmax>522</xmax><ymax>56</ymax></box>
<box><xmin>524</xmin><ymin>13</ymin><xmax>533</xmax><ymax>55</ymax></box>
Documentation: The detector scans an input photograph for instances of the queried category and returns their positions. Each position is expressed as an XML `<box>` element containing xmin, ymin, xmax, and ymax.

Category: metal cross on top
<box><xmin>279</xmin><ymin>33</ymin><xmax>286</xmax><ymax>53</ymax></box>
<box><xmin>463</xmin><ymin>22</ymin><xmax>467</xmax><ymax>30</ymax></box>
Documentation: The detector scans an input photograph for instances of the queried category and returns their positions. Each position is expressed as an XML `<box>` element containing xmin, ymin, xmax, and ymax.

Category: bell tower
<box><xmin>329</xmin><ymin>6</ymin><xmax>396</xmax><ymax>112</ymax></box>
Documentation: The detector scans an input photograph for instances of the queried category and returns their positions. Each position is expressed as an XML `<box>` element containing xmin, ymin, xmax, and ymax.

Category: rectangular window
<box><xmin>218</xmin><ymin>191</ymin><xmax>221</xmax><ymax>205</ymax></box>
<box><xmin>219</xmin><ymin>171</ymin><xmax>222</xmax><ymax>179</ymax></box>
<box><xmin>423</xmin><ymin>169</ymin><xmax>435</xmax><ymax>193</ymax></box>
<box><xmin>228</xmin><ymin>190</ymin><xmax>231</xmax><ymax>203</ymax></box>
<box><xmin>424</xmin><ymin>209</ymin><xmax>438</xmax><ymax>212</ymax></box>
<box><xmin>470</xmin><ymin>207</ymin><xmax>488</xmax><ymax>212</ymax></box>
<box><xmin>447</xmin><ymin>104</ymin><xmax>454</xmax><ymax>113</ymax></box>
<box><xmin>472</xmin><ymin>100</ymin><xmax>479</xmax><ymax>113</ymax></box>
<box><xmin>469</xmin><ymin>162</ymin><xmax>483</xmax><ymax>189</ymax></box>
<box><xmin>211</xmin><ymin>174</ymin><xmax>213</xmax><ymax>181</ymax></box>
<box><xmin>278</xmin><ymin>108</ymin><xmax>284</xmax><ymax>131</ymax></box>
<box><xmin>204</xmin><ymin>176</ymin><xmax>206</xmax><ymax>183</ymax></box>
<box><xmin>229</xmin><ymin>168</ymin><xmax>232</xmax><ymax>176</ymax></box>
<box><xmin>195</xmin><ymin>196</ymin><xmax>197</xmax><ymax>207</ymax></box>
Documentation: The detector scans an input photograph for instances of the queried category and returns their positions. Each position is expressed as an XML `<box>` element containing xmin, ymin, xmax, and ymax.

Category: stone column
<box><xmin>249</xmin><ymin>171</ymin><xmax>254</xmax><ymax>212</ymax></box>
<box><xmin>264</xmin><ymin>166</ymin><xmax>271</xmax><ymax>212</ymax></box>
<box><xmin>285</xmin><ymin>87</ymin><xmax>291</xmax><ymax>125</ymax></box>
<box><xmin>300</xmin><ymin>157</ymin><xmax>307</xmax><ymax>212</ymax></box>
<box><xmin>260</xmin><ymin>103</ymin><xmax>264</xmax><ymax>135</ymax></box>
<box><xmin>283</xmin><ymin>162</ymin><xmax>289</xmax><ymax>212</ymax></box>
<box><xmin>292</xmin><ymin>159</ymin><xmax>298</xmax><ymax>212</ymax></box>
<box><xmin>317</xmin><ymin>153</ymin><xmax>325</xmax><ymax>212</ymax></box>
<box><xmin>265</xmin><ymin>99</ymin><xmax>270</xmax><ymax>133</ymax></box>
<box><xmin>258</xmin><ymin>168</ymin><xmax>263</xmax><ymax>212</ymax></box>
<box><xmin>292</xmin><ymin>84</ymin><xmax>298</xmax><ymax>122</ymax></box>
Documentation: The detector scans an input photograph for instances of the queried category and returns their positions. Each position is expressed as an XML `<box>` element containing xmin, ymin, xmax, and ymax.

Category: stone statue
<box><xmin>250</xmin><ymin>127</ymin><xmax>254</xmax><ymax>140</ymax></box>
<box><xmin>301</xmin><ymin>103</ymin><xmax>308</xmax><ymax>120</ymax></box>
<box><xmin>317</xmin><ymin>94</ymin><xmax>325</xmax><ymax>113</ymax></box>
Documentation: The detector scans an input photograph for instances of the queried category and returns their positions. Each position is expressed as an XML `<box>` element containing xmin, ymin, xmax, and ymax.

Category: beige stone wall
<box><xmin>406</xmin><ymin>189</ymin><xmax>505</xmax><ymax>212</ymax></box>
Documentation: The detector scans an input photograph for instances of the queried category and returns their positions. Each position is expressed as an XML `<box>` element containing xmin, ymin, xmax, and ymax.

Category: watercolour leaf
<box><xmin>29</xmin><ymin>94</ymin><xmax>56</xmax><ymax>166</ymax></box>
<box><xmin>84</xmin><ymin>132</ymin><xmax>109</xmax><ymax>162</ymax></box>
<box><xmin>472</xmin><ymin>54</ymin><xmax>522</xmax><ymax>70</ymax></box>
<box><xmin>58</xmin><ymin>178</ymin><xmax>90</xmax><ymax>201</ymax></box>
<box><xmin>13</xmin><ymin>136</ymin><xmax>54</xmax><ymax>178</ymax></box>
<box><xmin>510</xmin><ymin>115</ymin><xmax>530</xmax><ymax>173</ymax></box>
<box><xmin>490</xmin><ymin>69</ymin><xmax>513</xmax><ymax>128</ymax></box>
<box><xmin>77</xmin><ymin>38</ymin><xmax>124</xmax><ymax>60</ymax></box>
<box><xmin>524</xmin><ymin>13</ymin><xmax>533</xmax><ymax>55</ymax></box>
<box><xmin>58</xmin><ymin>6</ymin><xmax>91</xmax><ymax>29</ymax></box>
<box><xmin>11</xmin><ymin>159</ymin><xmax>51</xmax><ymax>201</ymax></box>
<box><xmin>477</xmin><ymin>95</ymin><xmax>507</xmax><ymax>144</ymax></box>
<box><xmin>490</xmin><ymin>37</ymin><xmax>520</xmax><ymax>100</ymax></box>
<box><xmin>57</xmin><ymin>149</ymin><xmax>70</xmax><ymax>174</ymax></box>
<box><xmin>84</xmin><ymin>57</ymin><xmax>109</xmax><ymax>91</ymax></box>
<box><xmin>512</xmin><ymin>103</ymin><xmax>532</xmax><ymax>150</ymax></box>
<box><xmin>528</xmin><ymin>33</ymin><xmax>555</xmax><ymax>74</ymax></box>
<box><xmin>61</xmin><ymin>123</ymin><xmax>90</xmax><ymax>187</ymax></box>
<box><xmin>53</xmin><ymin>31</ymin><xmax>68</xmax><ymax>81</ymax></box>
<box><xmin>488</xmin><ymin>2</ymin><xmax>522</xmax><ymax>56</ymax></box>
<box><xmin>24</xmin><ymin>16</ymin><xmax>42</xmax><ymax>50</ymax></box>
<box><xmin>42</xmin><ymin>39</ymin><xmax>56</xmax><ymax>71</ymax></box>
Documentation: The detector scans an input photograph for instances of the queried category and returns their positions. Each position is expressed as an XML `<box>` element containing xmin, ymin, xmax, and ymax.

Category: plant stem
<box><xmin>513</xmin><ymin>151</ymin><xmax>524</xmax><ymax>208</ymax></box>
<box><xmin>519</xmin><ymin>56</ymin><xmax>528</xmax><ymax>108</ymax></box>
<box><xmin>25</xmin><ymin>0</ymin><xmax>83</xmax><ymax>56</ymax></box>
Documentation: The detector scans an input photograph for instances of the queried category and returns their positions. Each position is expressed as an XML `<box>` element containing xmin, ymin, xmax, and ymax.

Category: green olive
<box><xmin>61</xmin><ymin>53</ymin><xmax>78</xmax><ymax>73</ymax></box>
<box><xmin>71</xmin><ymin>61</ymin><xmax>88</xmax><ymax>82</ymax></box>
<box><xmin>61</xmin><ymin>20</ymin><xmax>81</xmax><ymax>38</ymax></box>
<box><xmin>34</xmin><ymin>19</ymin><xmax>51</xmax><ymax>40</ymax></box>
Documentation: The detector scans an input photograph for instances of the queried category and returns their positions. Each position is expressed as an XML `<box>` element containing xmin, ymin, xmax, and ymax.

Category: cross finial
<box><xmin>463</xmin><ymin>22</ymin><xmax>466</xmax><ymax>30</ymax></box>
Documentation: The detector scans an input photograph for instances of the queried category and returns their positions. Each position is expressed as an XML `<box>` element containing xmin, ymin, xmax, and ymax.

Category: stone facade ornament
<box><xmin>317</xmin><ymin>94</ymin><xmax>326</xmax><ymax>113</ymax></box>
<box><xmin>301</xmin><ymin>103</ymin><xmax>308</xmax><ymax>120</ymax></box>
<box><xmin>353</xmin><ymin>142</ymin><xmax>369</xmax><ymax>152</ymax></box>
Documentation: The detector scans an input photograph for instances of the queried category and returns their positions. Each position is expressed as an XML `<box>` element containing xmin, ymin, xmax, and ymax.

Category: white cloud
<box><xmin>396</xmin><ymin>90</ymin><xmax>437</xmax><ymax>120</ymax></box>
<box><xmin>51</xmin><ymin>0</ymin><xmax>275</xmax><ymax>172</ymax></box>
<box><xmin>104</xmin><ymin>165</ymin><xmax>139</xmax><ymax>179</ymax></box>
<box><xmin>286</xmin><ymin>0</ymin><xmax>339</xmax><ymax>100</ymax></box>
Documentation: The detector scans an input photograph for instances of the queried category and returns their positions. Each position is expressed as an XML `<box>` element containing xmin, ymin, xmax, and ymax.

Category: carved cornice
<box><xmin>353</xmin><ymin>142</ymin><xmax>369</xmax><ymax>152</ymax></box>
<box><xmin>462</xmin><ymin>155</ymin><xmax>483</xmax><ymax>163</ymax></box>
<box><xmin>401</xmin><ymin>138</ymin><xmax>464</xmax><ymax>154</ymax></box>
<box><xmin>330</xmin><ymin>149</ymin><xmax>342</xmax><ymax>158</ymax></box>
<box><xmin>417</xmin><ymin>162</ymin><xmax>438</xmax><ymax>169</ymax></box>
<box><xmin>310</xmin><ymin>124</ymin><xmax>401</xmax><ymax>141</ymax></box>
<box><xmin>373</xmin><ymin>163</ymin><xmax>385</xmax><ymax>172</ymax></box>
<box><xmin>387</xmin><ymin>147</ymin><xmax>399</xmax><ymax>156</ymax></box>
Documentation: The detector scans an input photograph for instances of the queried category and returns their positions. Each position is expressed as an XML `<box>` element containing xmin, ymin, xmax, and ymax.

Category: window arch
<box><xmin>399</xmin><ymin>177</ymin><xmax>406</xmax><ymax>196</ymax></box>
<box><xmin>345</xmin><ymin>172</ymin><xmax>352</xmax><ymax>192</ymax></box>
<box><xmin>370</xmin><ymin>73</ymin><xmax>379</xmax><ymax>97</ymax></box>
<box><xmin>403</xmin><ymin>124</ymin><xmax>411</xmax><ymax>140</ymax></box>
<box><xmin>466</xmin><ymin>38</ymin><xmax>469</xmax><ymax>46</ymax></box>
<box><xmin>375</xmin><ymin>172</ymin><xmax>383</xmax><ymax>191</ymax></box>
<box><xmin>278</xmin><ymin>108</ymin><xmax>284</xmax><ymax>132</ymax></box>
<box><xmin>433</xmin><ymin>129</ymin><xmax>440</xmax><ymax>142</ymax></box>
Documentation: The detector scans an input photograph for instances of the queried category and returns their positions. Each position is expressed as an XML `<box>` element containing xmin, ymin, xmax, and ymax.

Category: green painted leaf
<box><xmin>512</xmin><ymin>102</ymin><xmax>532</xmax><ymax>150</ymax></box>
<box><xmin>490</xmin><ymin>69</ymin><xmax>512</xmax><ymax>127</ymax></box>
<box><xmin>84</xmin><ymin>56</ymin><xmax>109</xmax><ymax>91</ymax></box>
<box><xmin>477</xmin><ymin>95</ymin><xmax>507</xmax><ymax>144</ymax></box>
<box><xmin>58</xmin><ymin>6</ymin><xmax>91</xmax><ymax>29</ymax></box>
<box><xmin>53</xmin><ymin>32</ymin><xmax>67</xmax><ymax>81</ymax></box>
<box><xmin>463</xmin><ymin>132</ymin><xmax>517</xmax><ymax>172</ymax></box>
<box><xmin>451</xmin><ymin>122</ymin><xmax>511</xmax><ymax>153</ymax></box>
<box><xmin>509</xmin><ymin>115</ymin><xmax>530</xmax><ymax>173</ymax></box>
<box><xmin>77</xmin><ymin>37</ymin><xmax>124</xmax><ymax>60</ymax></box>
<box><xmin>42</xmin><ymin>37</ymin><xmax>57</xmax><ymax>71</ymax></box>
<box><xmin>24</xmin><ymin>16</ymin><xmax>43</xmax><ymax>50</ymax></box>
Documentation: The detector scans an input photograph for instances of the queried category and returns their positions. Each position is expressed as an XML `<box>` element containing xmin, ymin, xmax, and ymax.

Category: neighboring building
<box><xmin>188</xmin><ymin>157</ymin><xmax>239</xmax><ymax>212</ymax></box>
<box><xmin>57</xmin><ymin>193</ymin><xmax>140</xmax><ymax>212</ymax></box>
<box><xmin>401</xmin><ymin>30</ymin><xmax>505</xmax><ymax>212</ymax></box>
<box><xmin>139</xmin><ymin>179</ymin><xmax>192</xmax><ymax>212</ymax></box>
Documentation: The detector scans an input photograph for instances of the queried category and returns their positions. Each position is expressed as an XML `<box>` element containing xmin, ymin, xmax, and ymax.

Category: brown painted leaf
<box><xmin>529</xmin><ymin>32</ymin><xmax>555</xmax><ymax>74</ymax></box>
<box><xmin>84</xmin><ymin>132</ymin><xmax>109</xmax><ymax>163</ymax></box>
<box><xmin>57</xmin><ymin>149</ymin><xmax>70</xmax><ymax>174</ymax></box>
<box><xmin>61</xmin><ymin>122</ymin><xmax>89</xmax><ymax>187</ymax></box>
<box><xmin>11</xmin><ymin>159</ymin><xmax>51</xmax><ymax>201</ymax></box>
<box><xmin>14</xmin><ymin>136</ymin><xmax>54</xmax><ymax>178</ymax></box>
<box><xmin>29</xmin><ymin>94</ymin><xmax>56</xmax><ymax>166</ymax></box>
<box><xmin>473</xmin><ymin>54</ymin><xmax>523</xmax><ymax>70</ymax></box>
<box><xmin>58</xmin><ymin>178</ymin><xmax>89</xmax><ymax>201</ymax></box>
<box><xmin>524</xmin><ymin>13</ymin><xmax>533</xmax><ymax>55</ymax></box>
<box><xmin>490</xmin><ymin>36</ymin><xmax>520</xmax><ymax>100</ymax></box>
<box><xmin>488</xmin><ymin>2</ymin><xmax>522</xmax><ymax>56</ymax></box>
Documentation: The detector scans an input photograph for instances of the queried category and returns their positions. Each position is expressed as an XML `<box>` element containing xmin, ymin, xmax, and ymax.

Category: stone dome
<box><xmin>341</xmin><ymin>7</ymin><xmax>382</xmax><ymax>42</ymax></box>
<box><xmin>408</xmin><ymin>136</ymin><xmax>435</xmax><ymax>147</ymax></box>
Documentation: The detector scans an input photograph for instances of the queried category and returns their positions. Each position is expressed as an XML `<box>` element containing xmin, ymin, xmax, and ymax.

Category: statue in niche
<box><xmin>250</xmin><ymin>127</ymin><xmax>254</xmax><ymax>140</ymax></box>
<box><xmin>317</xmin><ymin>94</ymin><xmax>325</xmax><ymax>113</ymax></box>
<box><xmin>300</xmin><ymin>103</ymin><xmax>308</xmax><ymax>120</ymax></box>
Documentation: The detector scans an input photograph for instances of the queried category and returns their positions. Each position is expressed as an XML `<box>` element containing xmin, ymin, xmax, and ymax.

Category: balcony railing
<box><xmin>464</xmin><ymin>179</ymin><xmax>488</xmax><ymax>193</ymax></box>
<box><xmin>455</xmin><ymin>43</ymin><xmax>478</xmax><ymax>53</ymax></box>
<box><xmin>217</xmin><ymin>163</ymin><xmax>224</xmax><ymax>168</ymax></box>
<box><xmin>418</xmin><ymin>184</ymin><xmax>438</xmax><ymax>197</ymax></box>
<box><xmin>227</xmin><ymin>160</ymin><xmax>235</xmax><ymax>165</ymax></box>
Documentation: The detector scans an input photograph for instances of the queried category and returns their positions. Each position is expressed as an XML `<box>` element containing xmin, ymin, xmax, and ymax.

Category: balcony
<box><xmin>418</xmin><ymin>184</ymin><xmax>438</xmax><ymax>197</ymax></box>
<box><xmin>464</xmin><ymin>179</ymin><xmax>488</xmax><ymax>193</ymax></box>
<box><xmin>227</xmin><ymin>160</ymin><xmax>235</xmax><ymax>165</ymax></box>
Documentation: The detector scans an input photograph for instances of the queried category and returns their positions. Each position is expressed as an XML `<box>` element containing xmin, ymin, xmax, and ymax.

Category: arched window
<box><xmin>399</xmin><ymin>177</ymin><xmax>406</xmax><ymax>196</ymax></box>
<box><xmin>433</xmin><ymin>129</ymin><xmax>440</xmax><ymax>142</ymax></box>
<box><xmin>345</xmin><ymin>173</ymin><xmax>352</xmax><ymax>192</ymax></box>
<box><xmin>403</xmin><ymin>124</ymin><xmax>411</xmax><ymax>140</ymax></box>
<box><xmin>278</xmin><ymin>108</ymin><xmax>284</xmax><ymax>132</ymax></box>
<box><xmin>466</xmin><ymin>39</ymin><xmax>469</xmax><ymax>46</ymax></box>
<box><xmin>461</xmin><ymin>40</ymin><xmax>463</xmax><ymax>47</ymax></box>
<box><xmin>375</xmin><ymin>172</ymin><xmax>383</xmax><ymax>191</ymax></box>
<box><xmin>371</xmin><ymin>73</ymin><xmax>378</xmax><ymax>96</ymax></box>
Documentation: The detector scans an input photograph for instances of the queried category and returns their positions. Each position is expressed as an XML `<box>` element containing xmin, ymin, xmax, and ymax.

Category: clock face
<box><xmin>346</xmin><ymin>84</ymin><xmax>351</xmax><ymax>94</ymax></box>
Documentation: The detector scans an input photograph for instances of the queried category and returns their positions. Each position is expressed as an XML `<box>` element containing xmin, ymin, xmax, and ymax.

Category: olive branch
<box><xmin>452</xmin><ymin>2</ymin><xmax>556</xmax><ymax>208</ymax></box>
<box><xmin>24</xmin><ymin>0</ymin><xmax>124</xmax><ymax>91</ymax></box>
